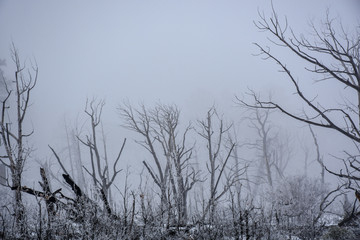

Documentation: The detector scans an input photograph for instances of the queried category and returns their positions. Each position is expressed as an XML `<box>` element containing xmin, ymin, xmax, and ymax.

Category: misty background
<box><xmin>0</xmin><ymin>0</ymin><xmax>359</xmax><ymax>200</ymax></box>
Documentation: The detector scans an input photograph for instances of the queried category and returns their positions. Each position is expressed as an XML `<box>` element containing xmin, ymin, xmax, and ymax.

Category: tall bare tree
<box><xmin>0</xmin><ymin>44</ymin><xmax>38</xmax><ymax>235</ymax></box>
<box><xmin>120</xmin><ymin>103</ymin><xmax>169</xmax><ymax>221</ymax></box>
<box><xmin>249</xmin><ymin>108</ymin><xmax>274</xmax><ymax>187</ymax></box>
<box><xmin>237</xmin><ymin>6</ymin><xmax>360</xmax><ymax>228</ymax></box>
<box><xmin>248</xmin><ymin>108</ymin><xmax>290</xmax><ymax>189</ymax></box>
<box><xmin>197</xmin><ymin>107</ymin><xmax>246</xmax><ymax>223</ymax></box>
<box><xmin>119</xmin><ymin>103</ymin><xmax>200</xmax><ymax>225</ymax></box>
<box><xmin>239</xmin><ymin>7</ymin><xmax>360</xmax><ymax>187</ymax></box>
<box><xmin>78</xmin><ymin>99</ymin><xmax>126</xmax><ymax>214</ymax></box>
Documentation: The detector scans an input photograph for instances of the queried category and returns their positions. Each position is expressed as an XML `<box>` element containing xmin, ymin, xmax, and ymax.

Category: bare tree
<box><xmin>119</xmin><ymin>103</ymin><xmax>200</xmax><ymax>226</ymax></box>
<box><xmin>236</xmin><ymin>6</ymin><xmax>360</xmax><ymax>229</ymax></box>
<box><xmin>241</xmin><ymin>7</ymin><xmax>360</xmax><ymax>141</ymax></box>
<box><xmin>0</xmin><ymin>44</ymin><xmax>38</xmax><ymax>235</ymax></box>
<box><xmin>78</xmin><ymin>98</ymin><xmax>126</xmax><ymax>215</ymax></box>
<box><xmin>239</xmin><ymin>6</ymin><xmax>360</xmax><ymax>194</ymax></box>
<box><xmin>247</xmin><ymin>108</ymin><xmax>290</xmax><ymax>190</ymax></box>
<box><xmin>152</xmin><ymin>104</ymin><xmax>200</xmax><ymax>225</ymax></box>
<box><xmin>249</xmin><ymin>108</ymin><xmax>274</xmax><ymax>187</ymax></box>
<box><xmin>120</xmin><ymin>103</ymin><xmax>169</xmax><ymax>222</ymax></box>
<box><xmin>197</xmin><ymin>107</ymin><xmax>246</xmax><ymax>224</ymax></box>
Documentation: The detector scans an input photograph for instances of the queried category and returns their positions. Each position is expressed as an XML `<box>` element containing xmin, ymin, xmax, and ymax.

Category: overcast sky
<box><xmin>0</xmin><ymin>0</ymin><xmax>359</xmax><ymax>187</ymax></box>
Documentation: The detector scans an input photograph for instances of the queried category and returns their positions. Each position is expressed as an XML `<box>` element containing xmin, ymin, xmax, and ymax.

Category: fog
<box><xmin>0</xmin><ymin>1</ymin><xmax>360</xmax><ymax>237</ymax></box>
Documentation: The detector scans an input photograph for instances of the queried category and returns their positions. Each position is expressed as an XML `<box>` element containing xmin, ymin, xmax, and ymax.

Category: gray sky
<box><xmin>0</xmin><ymin>0</ymin><xmax>359</xmax><ymax>188</ymax></box>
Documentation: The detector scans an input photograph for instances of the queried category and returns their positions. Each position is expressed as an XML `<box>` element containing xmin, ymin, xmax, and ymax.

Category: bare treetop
<box><xmin>240</xmin><ymin>7</ymin><xmax>360</xmax><ymax>144</ymax></box>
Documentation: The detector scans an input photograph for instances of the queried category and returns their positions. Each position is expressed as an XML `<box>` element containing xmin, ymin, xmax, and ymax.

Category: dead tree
<box><xmin>239</xmin><ymin>7</ymin><xmax>360</xmax><ymax>179</ymax></box>
<box><xmin>249</xmin><ymin>108</ymin><xmax>274</xmax><ymax>187</ymax></box>
<box><xmin>9</xmin><ymin>167</ymin><xmax>63</xmax><ymax>238</ymax></box>
<box><xmin>0</xmin><ymin>44</ymin><xmax>38</xmax><ymax>235</ymax></box>
<box><xmin>240</xmin><ymin>7</ymin><xmax>360</xmax><ymax>144</ymax></box>
<box><xmin>247</xmin><ymin>108</ymin><xmax>290</xmax><ymax>189</ymax></box>
<box><xmin>120</xmin><ymin>103</ymin><xmax>169</xmax><ymax>220</ymax></box>
<box><xmin>197</xmin><ymin>107</ymin><xmax>246</xmax><ymax>223</ymax></box>
<box><xmin>78</xmin><ymin>99</ymin><xmax>126</xmax><ymax>214</ymax></box>
<box><xmin>240</xmin><ymin>9</ymin><xmax>360</xmax><ymax>140</ymax></box>
<box><xmin>119</xmin><ymin>103</ymin><xmax>200</xmax><ymax>225</ymax></box>
<box><xmin>238</xmin><ymin>5</ymin><xmax>360</xmax><ymax>225</ymax></box>
<box><xmin>49</xmin><ymin>145</ymin><xmax>118</xmax><ymax>220</ymax></box>
<box><xmin>151</xmin><ymin>104</ymin><xmax>200</xmax><ymax>225</ymax></box>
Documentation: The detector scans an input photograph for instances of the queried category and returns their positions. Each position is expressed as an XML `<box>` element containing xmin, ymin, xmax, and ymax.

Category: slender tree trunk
<box><xmin>12</xmin><ymin>172</ymin><xmax>26</xmax><ymax>236</ymax></box>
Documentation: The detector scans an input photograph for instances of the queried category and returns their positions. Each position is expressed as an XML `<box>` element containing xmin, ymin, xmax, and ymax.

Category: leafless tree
<box><xmin>78</xmin><ymin>98</ymin><xmax>126</xmax><ymax>215</ymax></box>
<box><xmin>247</xmin><ymin>108</ymin><xmax>290</xmax><ymax>190</ymax></box>
<box><xmin>120</xmin><ymin>103</ymin><xmax>169</xmax><ymax>222</ymax></box>
<box><xmin>197</xmin><ymin>107</ymin><xmax>246</xmax><ymax>223</ymax></box>
<box><xmin>241</xmin><ymin>7</ymin><xmax>360</xmax><ymax>140</ymax></box>
<box><xmin>239</xmin><ymin>6</ymin><xmax>360</xmax><ymax>196</ymax></box>
<box><xmin>119</xmin><ymin>103</ymin><xmax>200</xmax><ymax>225</ymax></box>
<box><xmin>249</xmin><ymin>108</ymin><xmax>274</xmax><ymax>187</ymax></box>
<box><xmin>0</xmin><ymin>44</ymin><xmax>38</xmax><ymax>235</ymax></box>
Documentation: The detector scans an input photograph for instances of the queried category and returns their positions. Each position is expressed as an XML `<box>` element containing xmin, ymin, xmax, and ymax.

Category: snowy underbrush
<box><xmin>1</xmin><ymin>175</ymin><xmax>359</xmax><ymax>239</ymax></box>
